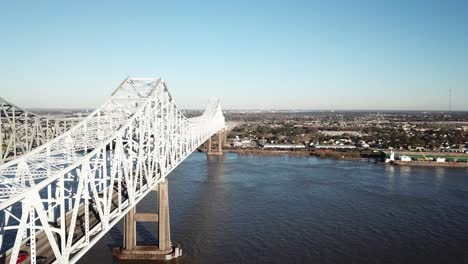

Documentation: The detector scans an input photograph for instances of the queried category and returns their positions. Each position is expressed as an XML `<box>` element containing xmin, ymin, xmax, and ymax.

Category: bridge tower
<box><xmin>206</xmin><ymin>130</ymin><xmax>225</xmax><ymax>156</ymax></box>
<box><xmin>113</xmin><ymin>180</ymin><xmax>181</xmax><ymax>260</ymax></box>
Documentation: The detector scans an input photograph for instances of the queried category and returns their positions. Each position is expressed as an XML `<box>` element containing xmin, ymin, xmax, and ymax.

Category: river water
<box><xmin>80</xmin><ymin>153</ymin><xmax>468</xmax><ymax>264</ymax></box>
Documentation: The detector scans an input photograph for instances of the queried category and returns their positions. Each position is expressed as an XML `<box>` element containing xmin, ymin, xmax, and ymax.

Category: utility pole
<box><xmin>449</xmin><ymin>88</ymin><xmax>452</xmax><ymax>112</ymax></box>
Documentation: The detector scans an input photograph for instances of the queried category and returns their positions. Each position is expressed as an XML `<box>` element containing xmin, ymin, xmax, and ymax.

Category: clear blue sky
<box><xmin>0</xmin><ymin>0</ymin><xmax>467</xmax><ymax>110</ymax></box>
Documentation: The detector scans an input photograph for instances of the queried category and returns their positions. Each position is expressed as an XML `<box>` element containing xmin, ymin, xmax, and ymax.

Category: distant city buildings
<box><xmin>224</xmin><ymin>110</ymin><xmax>468</xmax><ymax>155</ymax></box>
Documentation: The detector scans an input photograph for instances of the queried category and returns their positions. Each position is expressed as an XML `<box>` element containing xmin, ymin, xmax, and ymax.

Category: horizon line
<box><xmin>26</xmin><ymin>107</ymin><xmax>468</xmax><ymax>113</ymax></box>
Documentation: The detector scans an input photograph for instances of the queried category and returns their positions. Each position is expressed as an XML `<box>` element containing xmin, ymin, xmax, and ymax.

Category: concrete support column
<box><xmin>207</xmin><ymin>131</ymin><xmax>223</xmax><ymax>156</ymax></box>
<box><xmin>158</xmin><ymin>180</ymin><xmax>171</xmax><ymax>253</ymax></box>
<box><xmin>218</xmin><ymin>132</ymin><xmax>223</xmax><ymax>153</ymax></box>
<box><xmin>123</xmin><ymin>207</ymin><xmax>136</xmax><ymax>250</ymax></box>
<box><xmin>113</xmin><ymin>180</ymin><xmax>181</xmax><ymax>260</ymax></box>
<box><xmin>207</xmin><ymin>138</ymin><xmax>212</xmax><ymax>152</ymax></box>
<box><xmin>224</xmin><ymin>129</ymin><xmax>227</xmax><ymax>146</ymax></box>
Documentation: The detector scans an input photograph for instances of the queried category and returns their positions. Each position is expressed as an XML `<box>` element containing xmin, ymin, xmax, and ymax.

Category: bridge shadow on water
<box><xmin>106</xmin><ymin>225</ymin><xmax>123</xmax><ymax>252</ymax></box>
<box><xmin>167</xmin><ymin>154</ymin><xmax>227</xmax><ymax>263</ymax></box>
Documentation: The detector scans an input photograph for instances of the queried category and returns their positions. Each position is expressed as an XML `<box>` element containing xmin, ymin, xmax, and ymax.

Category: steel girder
<box><xmin>0</xmin><ymin>77</ymin><xmax>225</xmax><ymax>264</ymax></box>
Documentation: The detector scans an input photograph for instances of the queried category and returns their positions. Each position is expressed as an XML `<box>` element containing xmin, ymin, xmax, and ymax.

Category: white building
<box><xmin>400</xmin><ymin>155</ymin><xmax>412</xmax><ymax>162</ymax></box>
<box><xmin>312</xmin><ymin>145</ymin><xmax>356</xmax><ymax>150</ymax></box>
<box><xmin>263</xmin><ymin>144</ymin><xmax>306</xmax><ymax>149</ymax></box>
<box><xmin>319</xmin><ymin>130</ymin><xmax>363</xmax><ymax>137</ymax></box>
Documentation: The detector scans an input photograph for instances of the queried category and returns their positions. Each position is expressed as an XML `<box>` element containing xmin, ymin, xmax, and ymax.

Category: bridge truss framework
<box><xmin>0</xmin><ymin>98</ymin><xmax>80</xmax><ymax>164</ymax></box>
<box><xmin>0</xmin><ymin>78</ymin><xmax>225</xmax><ymax>264</ymax></box>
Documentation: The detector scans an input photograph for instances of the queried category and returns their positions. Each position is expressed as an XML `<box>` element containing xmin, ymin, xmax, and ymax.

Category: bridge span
<box><xmin>0</xmin><ymin>78</ymin><xmax>226</xmax><ymax>263</ymax></box>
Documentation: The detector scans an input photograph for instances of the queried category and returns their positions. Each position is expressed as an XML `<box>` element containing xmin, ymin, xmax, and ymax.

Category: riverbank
<box><xmin>309</xmin><ymin>150</ymin><xmax>377</xmax><ymax>161</ymax></box>
<box><xmin>223</xmin><ymin>148</ymin><xmax>378</xmax><ymax>161</ymax></box>
<box><xmin>222</xmin><ymin>148</ymin><xmax>468</xmax><ymax>168</ymax></box>
<box><xmin>394</xmin><ymin>160</ymin><xmax>468</xmax><ymax>168</ymax></box>
<box><xmin>224</xmin><ymin>148</ymin><xmax>311</xmax><ymax>156</ymax></box>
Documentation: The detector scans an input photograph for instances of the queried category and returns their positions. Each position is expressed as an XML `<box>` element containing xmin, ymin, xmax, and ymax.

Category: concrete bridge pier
<box><xmin>206</xmin><ymin>130</ymin><xmax>224</xmax><ymax>156</ymax></box>
<box><xmin>113</xmin><ymin>180</ymin><xmax>182</xmax><ymax>261</ymax></box>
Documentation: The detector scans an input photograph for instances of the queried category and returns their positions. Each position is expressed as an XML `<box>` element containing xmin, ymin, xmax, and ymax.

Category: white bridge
<box><xmin>0</xmin><ymin>78</ymin><xmax>226</xmax><ymax>263</ymax></box>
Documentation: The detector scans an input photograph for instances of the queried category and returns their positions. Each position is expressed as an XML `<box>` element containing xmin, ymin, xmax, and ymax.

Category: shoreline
<box><xmin>224</xmin><ymin>148</ymin><xmax>311</xmax><ymax>156</ymax></box>
<box><xmin>393</xmin><ymin>160</ymin><xmax>468</xmax><ymax>168</ymax></box>
<box><xmin>223</xmin><ymin>148</ymin><xmax>374</xmax><ymax>161</ymax></box>
<box><xmin>220</xmin><ymin>148</ymin><xmax>468</xmax><ymax>168</ymax></box>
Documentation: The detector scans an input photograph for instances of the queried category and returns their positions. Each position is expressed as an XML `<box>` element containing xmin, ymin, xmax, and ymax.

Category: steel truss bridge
<box><xmin>0</xmin><ymin>78</ymin><xmax>226</xmax><ymax>263</ymax></box>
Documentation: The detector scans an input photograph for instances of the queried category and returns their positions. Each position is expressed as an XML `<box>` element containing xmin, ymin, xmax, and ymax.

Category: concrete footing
<box><xmin>113</xmin><ymin>245</ymin><xmax>182</xmax><ymax>261</ymax></box>
<box><xmin>113</xmin><ymin>180</ymin><xmax>181</xmax><ymax>261</ymax></box>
